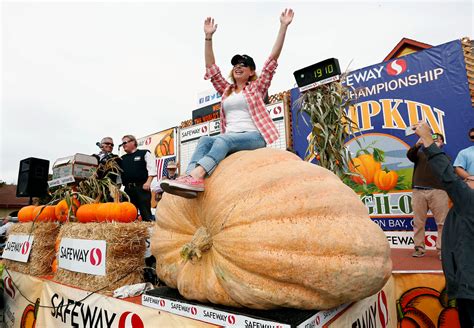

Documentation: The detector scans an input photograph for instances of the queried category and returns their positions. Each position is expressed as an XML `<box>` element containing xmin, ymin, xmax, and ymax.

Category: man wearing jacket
<box><xmin>414</xmin><ymin>122</ymin><xmax>474</xmax><ymax>327</ymax></box>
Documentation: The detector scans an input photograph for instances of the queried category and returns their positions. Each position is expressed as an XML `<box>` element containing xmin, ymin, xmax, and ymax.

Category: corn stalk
<box><xmin>295</xmin><ymin>78</ymin><xmax>360</xmax><ymax>179</ymax></box>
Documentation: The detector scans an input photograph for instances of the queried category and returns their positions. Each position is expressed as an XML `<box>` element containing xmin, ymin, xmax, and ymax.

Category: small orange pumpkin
<box><xmin>55</xmin><ymin>198</ymin><xmax>81</xmax><ymax>222</ymax></box>
<box><xmin>18</xmin><ymin>205</ymin><xmax>37</xmax><ymax>222</ymax></box>
<box><xmin>96</xmin><ymin>202</ymin><xmax>137</xmax><ymax>222</ymax></box>
<box><xmin>76</xmin><ymin>204</ymin><xmax>99</xmax><ymax>223</ymax></box>
<box><xmin>110</xmin><ymin>202</ymin><xmax>137</xmax><ymax>222</ymax></box>
<box><xmin>374</xmin><ymin>170</ymin><xmax>398</xmax><ymax>191</ymax></box>
<box><xmin>51</xmin><ymin>258</ymin><xmax>58</xmax><ymax>273</ymax></box>
<box><xmin>54</xmin><ymin>237</ymin><xmax>61</xmax><ymax>253</ymax></box>
<box><xmin>32</xmin><ymin>205</ymin><xmax>57</xmax><ymax>222</ymax></box>
<box><xmin>349</xmin><ymin>154</ymin><xmax>381</xmax><ymax>185</ymax></box>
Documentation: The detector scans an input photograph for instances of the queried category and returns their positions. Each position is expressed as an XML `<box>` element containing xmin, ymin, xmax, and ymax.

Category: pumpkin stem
<box><xmin>180</xmin><ymin>227</ymin><xmax>213</xmax><ymax>263</ymax></box>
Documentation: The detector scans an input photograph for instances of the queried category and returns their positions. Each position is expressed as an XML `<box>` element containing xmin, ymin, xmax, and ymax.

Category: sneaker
<box><xmin>160</xmin><ymin>180</ymin><xmax>198</xmax><ymax>199</ymax></box>
<box><xmin>412</xmin><ymin>247</ymin><xmax>425</xmax><ymax>258</ymax></box>
<box><xmin>168</xmin><ymin>175</ymin><xmax>205</xmax><ymax>192</ymax></box>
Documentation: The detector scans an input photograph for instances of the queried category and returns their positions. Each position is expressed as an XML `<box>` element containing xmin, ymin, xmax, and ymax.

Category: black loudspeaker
<box><xmin>16</xmin><ymin>157</ymin><xmax>50</xmax><ymax>197</ymax></box>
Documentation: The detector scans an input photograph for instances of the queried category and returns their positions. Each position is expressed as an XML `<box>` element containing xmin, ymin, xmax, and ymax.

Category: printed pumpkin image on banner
<box><xmin>154</xmin><ymin>129</ymin><xmax>175</xmax><ymax>157</ymax></box>
<box><xmin>394</xmin><ymin>274</ymin><xmax>460</xmax><ymax>328</ymax></box>
<box><xmin>344</xmin><ymin>134</ymin><xmax>412</xmax><ymax>194</ymax></box>
<box><xmin>21</xmin><ymin>298</ymin><xmax>40</xmax><ymax>328</ymax></box>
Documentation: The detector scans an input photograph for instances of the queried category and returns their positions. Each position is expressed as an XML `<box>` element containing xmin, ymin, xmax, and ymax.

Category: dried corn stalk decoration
<box><xmin>296</xmin><ymin>78</ymin><xmax>360</xmax><ymax>179</ymax></box>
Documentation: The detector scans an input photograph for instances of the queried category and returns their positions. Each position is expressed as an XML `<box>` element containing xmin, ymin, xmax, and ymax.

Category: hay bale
<box><xmin>54</xmin><ymin>222</ymin><xmax>151</xmax><ymax>294</ymax></box>
<box><xmin>3</xmin><ymin>222</ymin><xmax>60</xmax><ymax>276</ymax></box>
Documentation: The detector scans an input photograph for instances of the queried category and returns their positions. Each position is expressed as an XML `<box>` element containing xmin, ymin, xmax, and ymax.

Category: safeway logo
<box><xmin>425</xmin><ymin>234</ymin><xmax>437</xmax><ymax>248</ymax></box>
<box><xmin>21</xmin><ymin>241</ymin><xmax>30</xmax><ymax>255</ymax></box>
<box><xmin>159</xmin><ymin>299</ymin><xmax>166</xmax><ymax>307</ymax></box>
<box><xmin>145</xmin><ymin>137</ymin><xmax>152</xmax><ymax>145</ymax></box>
<box><xmin>89</xmin><ymin>248</ymin><xmax>102</xmax><ymax>266</ymax></box>
<box><xmin>377</xmin><ymin>291</ymin><xmax>389</xmax><ymax>328</ymax></box>
<box><xmin>228</xmin><ymin>315</ymin><xmax>236</xmax><ymax>324</ymax></box>
<box><xmin>4</xmin><ymin>276</ymin><xmax>15</xmax><ymax>299</ymax></box>
<box><xmin>201</xmin><ymin>126</ymin><xmax>208</xmax><ymax>133</ymax></box>
<box><xmin>273</xmin><ymin>106</ymin><xmax>282</xmax><ymax>115</ymax></box>
<box><xmin>386</xmin><ymin>59</ymin><xmax>407</xmax><ymax>76</ymax></box>
<box><xmin>191</xmin><ymin>307</ymin><xmax>197</xmax><ymax>315</ymax></box>
<box><xmin>118</xmin><ymin>311</ymin><xmax>144</xmax><ymax>328</ymax></box>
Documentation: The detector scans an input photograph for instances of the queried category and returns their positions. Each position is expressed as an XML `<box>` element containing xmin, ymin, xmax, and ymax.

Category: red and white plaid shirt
<box><xmin>204</xmin><ymin>57</ymin><xmax>280</xmax><ymax>145</ymax></box>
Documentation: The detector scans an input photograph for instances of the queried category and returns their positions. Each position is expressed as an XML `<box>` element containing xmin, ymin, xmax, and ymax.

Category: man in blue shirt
<box><xmin>453</xmin><ymin>128</ymin><xmax>474</xmax><ymax>183</ymax></box>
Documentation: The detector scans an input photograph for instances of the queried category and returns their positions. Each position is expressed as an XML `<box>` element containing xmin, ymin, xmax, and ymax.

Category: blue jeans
<box><xmin>186</xmin><ymin>131</ymin><xmax>266</xmax><ymax>176</ymax></box>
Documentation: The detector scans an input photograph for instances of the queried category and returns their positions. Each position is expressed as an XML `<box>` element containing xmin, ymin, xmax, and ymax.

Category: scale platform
<box><xmin>142</xmin><ymin>287</ymin><xmax>347</xmax><ymax>328</ymax></box>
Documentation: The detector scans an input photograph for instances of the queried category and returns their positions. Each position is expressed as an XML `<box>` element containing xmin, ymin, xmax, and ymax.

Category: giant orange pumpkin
<box><xmin>32</xmin><ymin>205</ymin><xmax>57</xmax><ymax>222</ymax></box>
<box><xmin>18</xmin><ymin>205</ymin><xmax>37</xmax><ymax>222</ymax></box>
<box><xmin>152</xmin><ymin>148</ymin><xmax>391</xmax><ymax>310</ymax></box>
<box><xmin>348</xmin><ymin>154</ymin><xmax>381</xmax><ymax>185</ymax></box>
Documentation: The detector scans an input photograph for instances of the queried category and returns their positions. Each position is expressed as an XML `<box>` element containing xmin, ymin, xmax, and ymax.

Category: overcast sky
<box><xmin>1</xmin><ymin>1</ymin><xmax>472</xmax><ymax>184</ymax></box>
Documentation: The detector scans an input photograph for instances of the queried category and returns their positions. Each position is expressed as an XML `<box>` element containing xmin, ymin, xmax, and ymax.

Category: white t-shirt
<box><xmin>223</xmin><ymin>92</ymin><xmax>258</xmax><ymax>133</ymax></box>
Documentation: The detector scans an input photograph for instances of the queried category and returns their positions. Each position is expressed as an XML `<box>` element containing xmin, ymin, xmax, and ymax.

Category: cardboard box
<box><xmin>52</xmin><ymin>153</ymin><xmax>98</xmax><ymax>180</ymax></box>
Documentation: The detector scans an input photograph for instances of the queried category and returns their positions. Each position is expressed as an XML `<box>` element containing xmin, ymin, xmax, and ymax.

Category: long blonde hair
<box><xmin>226</xmin><ymin>70</ymin><xmax>258</xmax><ymax>97</ymax></box>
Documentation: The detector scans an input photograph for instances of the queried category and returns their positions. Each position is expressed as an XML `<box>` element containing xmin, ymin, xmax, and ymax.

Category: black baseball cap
<box><xmin>231</xmin><ymin>54</ymin><xmax>256</xmax><ymax>70</ymax></box>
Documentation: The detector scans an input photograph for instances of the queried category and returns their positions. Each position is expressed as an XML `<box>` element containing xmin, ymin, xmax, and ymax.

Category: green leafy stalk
<box><xmin>296</xmin><ymin>75</ymin><xmax>360</xmax><ymax>178</ymax></box>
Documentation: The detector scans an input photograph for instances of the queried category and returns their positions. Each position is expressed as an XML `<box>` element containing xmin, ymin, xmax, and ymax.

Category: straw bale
<box><xmin>3</xmin><ymin>222</ymin><xmax>60</xmax><ymax>276</ymax></box>
<box><xmin>53</xmin><ymin>222</ymin><xmax>151</xmax><ymax>294</ymax></box>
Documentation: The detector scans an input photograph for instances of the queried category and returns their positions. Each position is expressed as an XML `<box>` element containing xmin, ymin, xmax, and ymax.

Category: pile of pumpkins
<box><xmin>17</xmin><ymin>200</ymin><xmax>138</xmax><ymax>223</ymax></box>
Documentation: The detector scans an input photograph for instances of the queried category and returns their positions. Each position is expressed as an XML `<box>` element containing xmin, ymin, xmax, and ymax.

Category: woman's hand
<box><xmin>204</xmin><ymin>17</ymin><xmax>217</xmax><ymax>36</ymax></box>
<box><xmin>280</xmin><ymin>8</ymin><xmax>294</xmax><ymax>26</ymax></box>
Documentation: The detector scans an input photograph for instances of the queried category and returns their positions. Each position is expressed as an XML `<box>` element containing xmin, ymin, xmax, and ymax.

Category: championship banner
<box><xmin>37</xmin><ymin>278</ymin><xmax>216</xmax><ymax>328</ymax></box>
<box><xmin>393</xmin><ymin>273</ymin><xmax>460</xmax><ymax>327</ymax></box>
<box><xmin>2</xmin><ymin>270</ymin><xmax>44</xmax><ymax>328</ymax></box>
<box><xmin>291</xmin><ymin>39</ymin><xmax>474</xmax><ymax>243</ymax></box>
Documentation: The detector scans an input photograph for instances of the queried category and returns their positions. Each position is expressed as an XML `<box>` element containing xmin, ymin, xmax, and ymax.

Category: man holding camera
<box><xmin>407</xmin><ymin>133</ymin><xmax>449</xmax><ymax>259</ymax></box>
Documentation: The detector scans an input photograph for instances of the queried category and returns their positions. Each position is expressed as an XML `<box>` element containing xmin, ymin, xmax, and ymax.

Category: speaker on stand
<box><xmin>16</xmin><ymin>158</ymin><xmax>50</xmax><ymax>203</ymax></box>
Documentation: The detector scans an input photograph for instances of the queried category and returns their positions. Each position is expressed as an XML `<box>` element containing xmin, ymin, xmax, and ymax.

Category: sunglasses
<box><xmin>121</xmin><ymin>140</ymin><xmax>133</xmax><ymax>146</ymax></box>
<box><xmin>233</xmin><ymin>63</ymin><xmax>249</xmax><ymax>69</ymax></box>
<box><xmin>102</xmin><ymin>142</ymin><xmax>114</xmax><ymax>147</ymax></box>
<box><xmin>470</xmin><ymin>135</ymin><xmax>474</xmax><ymax>140</ymax></box>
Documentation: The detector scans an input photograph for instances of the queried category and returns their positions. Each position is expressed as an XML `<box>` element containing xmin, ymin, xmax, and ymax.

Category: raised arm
<box><xmin>269</xmin><ymin>8</ymin><xmax>294</xmax><ymax>61</ymax></box>
<box><xmin>204</xmin><ymin>17</ymin><xmax>217</xmax><ymax>68</ymax></box>
<box><xmin>415</xmin><ymin>122</ymin><xmax>474</xmax><ymax>213</ymax></box>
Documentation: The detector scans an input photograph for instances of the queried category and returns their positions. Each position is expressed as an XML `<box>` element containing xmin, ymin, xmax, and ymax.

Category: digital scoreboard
<box><xmin>293</xmin><ymin>58</ymin><xmax>341</xmax><ymax>92</ymax></box>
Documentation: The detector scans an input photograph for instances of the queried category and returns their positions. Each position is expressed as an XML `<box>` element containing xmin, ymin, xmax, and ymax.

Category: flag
<box><xmin>156</xmin><ymin>155</ymin><xmax>177</xmax><ymax>179</ymax></box>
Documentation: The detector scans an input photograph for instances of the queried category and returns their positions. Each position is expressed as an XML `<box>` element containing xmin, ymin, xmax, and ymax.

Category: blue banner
<box><xmin>291</xmin><ymin>40</ymin><xmax>473</xmax><ymax>232</ymax></box>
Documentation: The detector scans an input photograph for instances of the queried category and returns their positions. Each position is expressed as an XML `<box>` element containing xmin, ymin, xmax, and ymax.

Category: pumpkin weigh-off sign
<box><xmin>152</xmin><ymin>148</ymin><xmax>392</xmax><ymax>310</ymax></box>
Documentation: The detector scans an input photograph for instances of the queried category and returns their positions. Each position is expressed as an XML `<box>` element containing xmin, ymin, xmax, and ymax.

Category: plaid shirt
<box><xmin>204</xmin><ymin>57</ymin><xmax>280</xmax><ymax>145</ymax></box>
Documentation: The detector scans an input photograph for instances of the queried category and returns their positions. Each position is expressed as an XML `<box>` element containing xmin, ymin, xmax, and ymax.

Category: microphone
<box><xmin>96</xmin><ymin>142</ymin><xmax>101</xmax><ymax>148</ymax></box>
